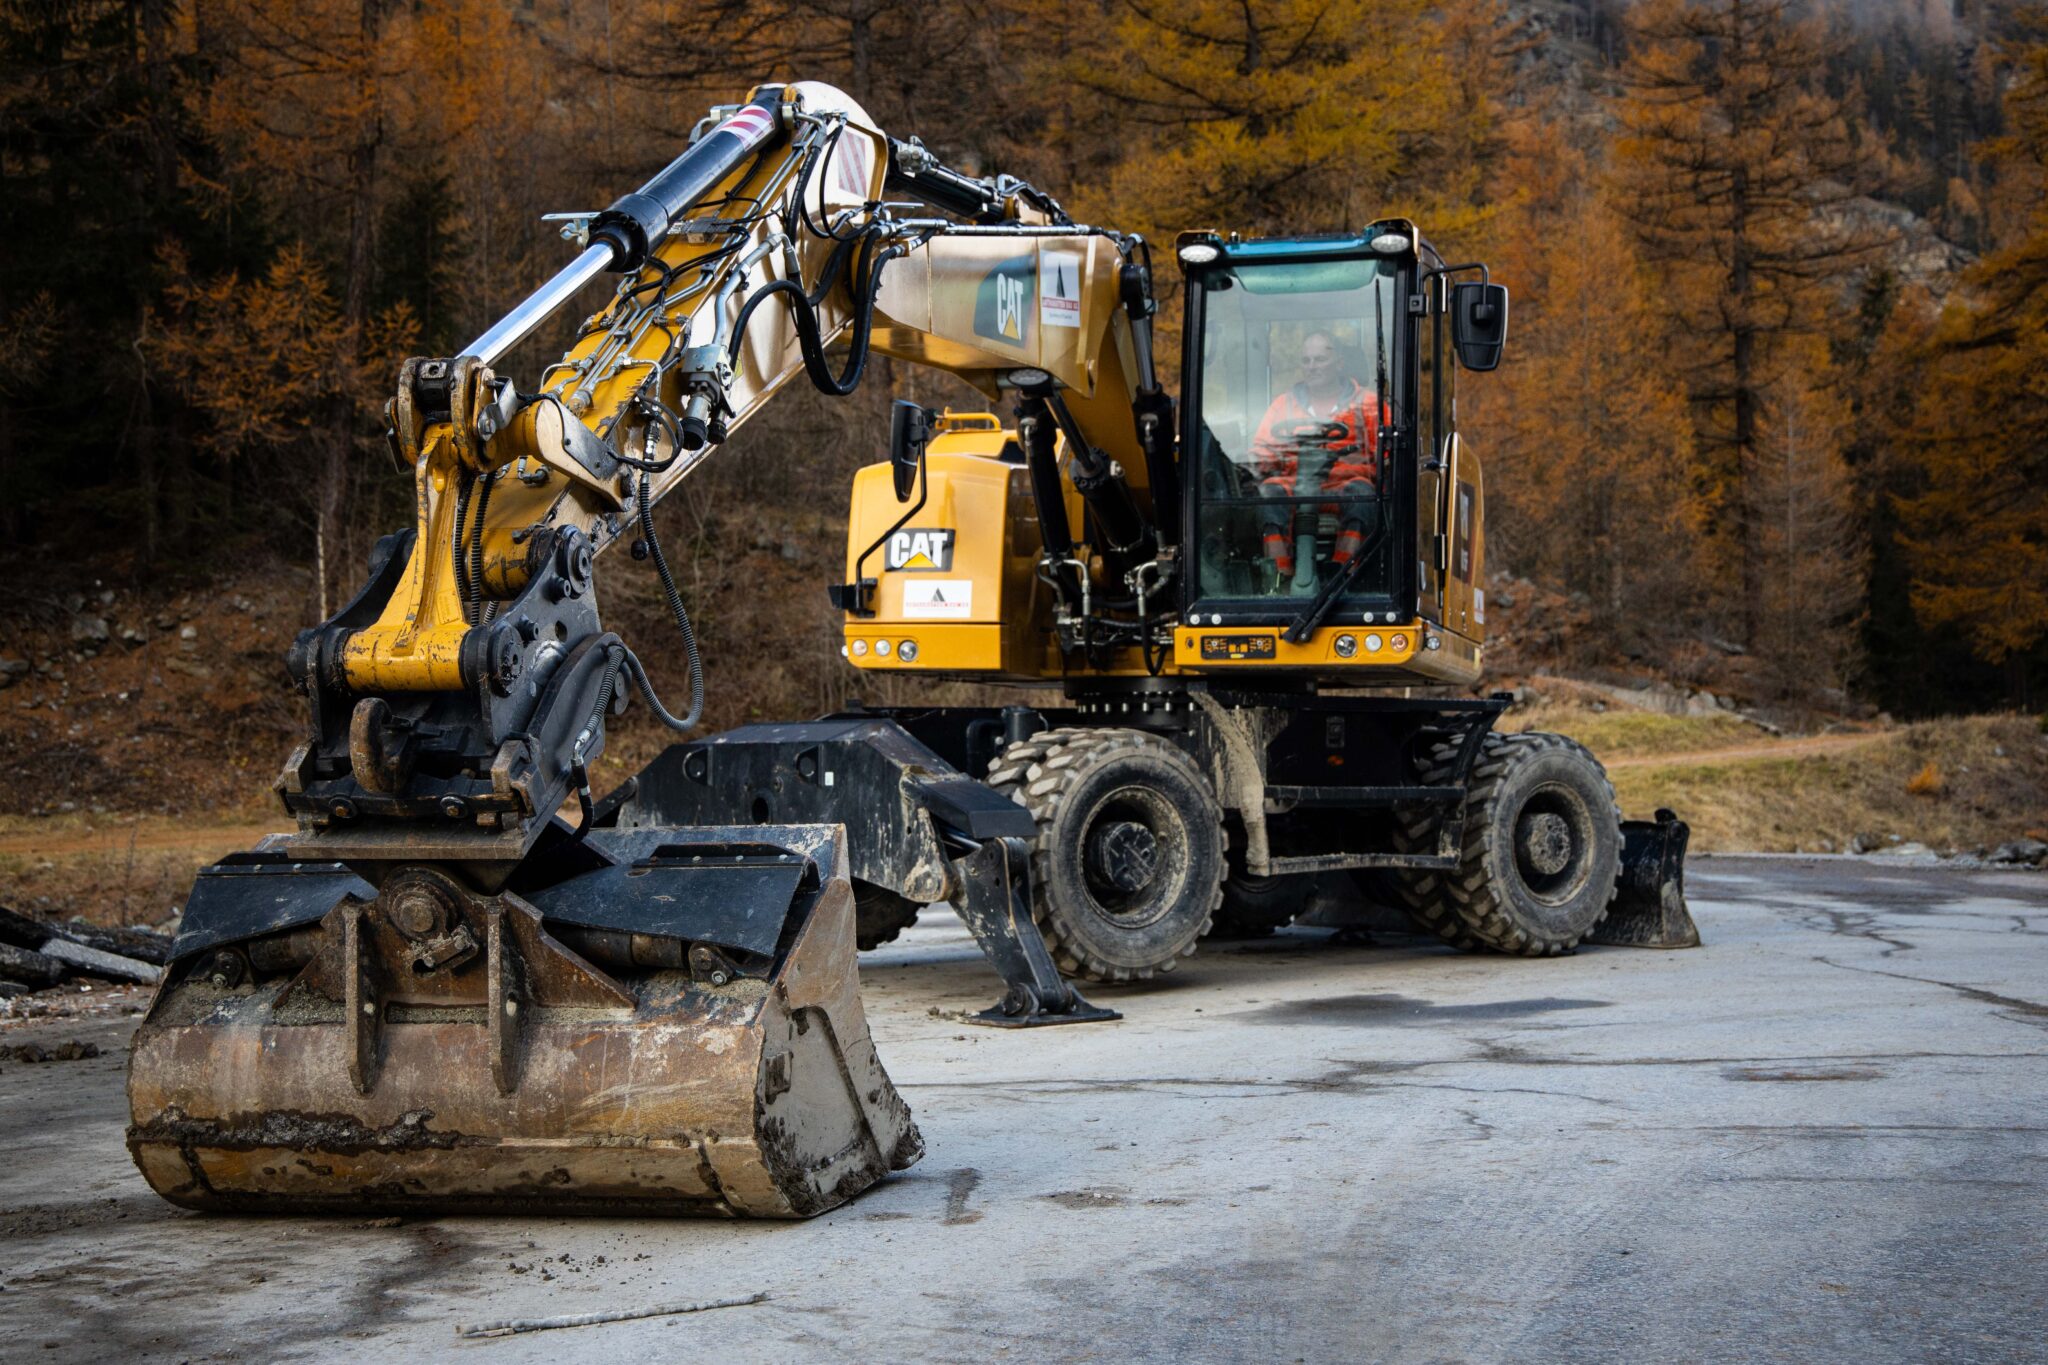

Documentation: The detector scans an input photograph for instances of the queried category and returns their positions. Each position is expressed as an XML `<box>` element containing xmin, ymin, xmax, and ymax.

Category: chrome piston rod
<box><xmin>463</xmin><ymin>96</ymin><xmax>787</xmax><ymax>369</ymax></box>
<box><xmin>465</xmin><ymin>243</ymin><xmax>617</xmax><ymax>368</ymax></box>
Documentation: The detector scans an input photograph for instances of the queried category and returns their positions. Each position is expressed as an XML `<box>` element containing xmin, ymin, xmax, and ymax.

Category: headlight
<box><xmin>851</xmin><ymin>639</ymin><xmax>868</xmax><ymax>656</ymax></box>
<box><xmin>1369</xmin><ymin>232</ymin><xmax>1411</xmax><ymax>254</ymax></box>
<box><xmin>1333</xmin><ymin>634</ymin><xmax>1357</xmax><ymax>658</ymax></box>
<box><xmin>898</xmin><ymin>639</ymin><xmax>918</xmax><ymax>663</ymax></box>
<box><xmin>874</xmin><ymin>639</ymin><xmax>891</xmax><ymax>656</ymax></box>
<box><xmin>1390</xmin><ymin>633</ymin><xmax>1409</xmax><ymax>652</ymax></box>
<box><xmin>1178</xmin><ymin>243</ymin><xmax>1221</xmax><ymax>266</ymax></box>
<box><xmin>1363</xmin><ymin>634</ymin><xmax>1384</xmax><ymax>653</ymax></box>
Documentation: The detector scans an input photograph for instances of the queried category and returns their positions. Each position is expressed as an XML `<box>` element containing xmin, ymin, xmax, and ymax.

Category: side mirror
<box><xmin>888</xmin><ymin>400</ymin><xmax>934</xmax><ymax>502</ymax></box>
<box><xmin>1450</xmin><ymin>282</ymin><xmax>1509</xmax><ymax>372</ymax></box>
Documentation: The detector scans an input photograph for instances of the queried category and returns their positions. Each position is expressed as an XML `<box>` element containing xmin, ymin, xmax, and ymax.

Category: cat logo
<box><xmin>973</xmin><ymin>253</ymin><xmax>1034</xmax><ymax>347</ymax></box>
<box><xmin>885</xmin><ymin>528</ymin><xmax>955</xmax><ymax>572</ymax></box>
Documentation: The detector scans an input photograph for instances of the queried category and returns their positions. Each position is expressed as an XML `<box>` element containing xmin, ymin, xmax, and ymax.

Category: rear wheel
<box><xmin>1438</xmin><ymin>731</ymin><xmax>1620</xmax><ymax>954</ymax></box>
<box><xmin>988</xmin><ymin>727</ymin><xmax>1225</xmax><ymax>981</ymax></box>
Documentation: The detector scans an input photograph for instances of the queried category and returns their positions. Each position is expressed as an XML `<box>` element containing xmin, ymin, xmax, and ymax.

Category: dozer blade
<box><xmin>1588</xmin><ymin>809</ymin><xmax>1702</xmax><ymax>949</ymax></box>
<box><xmin>127</xmin><ymin>824</ymin><xmax>921</xmax><ymax>1218</ymax></box>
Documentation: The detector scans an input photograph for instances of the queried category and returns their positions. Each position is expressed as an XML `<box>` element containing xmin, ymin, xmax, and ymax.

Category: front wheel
<box><xmin>1440</xmin><ymin>731</ymin><xmax>1621</xmax><ymax>955</ymax></box>
<box><xmin>987</xmin><ymin>728</ymin><xmax>1225</xmax><ymax>982</ymax></box>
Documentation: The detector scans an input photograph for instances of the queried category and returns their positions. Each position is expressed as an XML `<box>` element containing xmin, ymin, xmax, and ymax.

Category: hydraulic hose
<box><xmin>727</xmin><ymin>229</ymin><xmax>903</xmax><ymax>397</ymax></box>
<box><xmin>634</xmin><ymin>468</ymin><xmax>704</xmax><ymax>733</ymax></box>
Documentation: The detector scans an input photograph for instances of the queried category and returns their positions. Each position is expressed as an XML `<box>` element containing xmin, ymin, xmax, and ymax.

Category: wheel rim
<box><xmin>1510</xmin><ymin>782</ymin><xmax>1594</xmax><ymax>903</ymax></box>
<box><xmin>1077</xmin><ymin>784</ymin><xmax>1187</xmax><ymax>928</ymax></box>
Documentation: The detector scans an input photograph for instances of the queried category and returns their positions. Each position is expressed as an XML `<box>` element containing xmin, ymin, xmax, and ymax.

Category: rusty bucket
<box><xmin>127</xmin><ymin>824</ymin><xmax>921</xmax><ymax>1217</ymax></box>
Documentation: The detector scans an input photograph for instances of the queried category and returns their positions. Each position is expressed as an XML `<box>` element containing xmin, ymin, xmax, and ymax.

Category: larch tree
<box><xmin>1894</xmin><ymin>25</ymin><xmax>2048</xmax><ymax>706</ymax></box>
<box><xmin>1750</xmin><ymin>373</ymin><xmax>1863</xmax><ymax>702</ymax></box>
<box><xmin>1609</xmin><ymin>0</ymin><xmax>1889</xmax><ymax>652</ymax></box>
<box><xmin>1471</xmin><ymin>122</ymin><xmax>1700</xmax><ymax>663</ymax></box>
<box><xmin>1066</xmin><ymin>0</ymin><xmax>1464</xmax><ymax>238</ymax></box>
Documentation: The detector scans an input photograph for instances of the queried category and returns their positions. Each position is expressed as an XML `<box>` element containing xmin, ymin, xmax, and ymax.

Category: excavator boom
<box><xmin>128</xmin><ymin>81</ymin><xmax>1146</xmax><ymax>1217</ymax></box>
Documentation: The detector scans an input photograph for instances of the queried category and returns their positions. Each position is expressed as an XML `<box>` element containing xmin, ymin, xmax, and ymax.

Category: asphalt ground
<box><xmin>1</xmin><ymin>855</ymin><xmax>2043</xmax><ymax>1363</ymax></box>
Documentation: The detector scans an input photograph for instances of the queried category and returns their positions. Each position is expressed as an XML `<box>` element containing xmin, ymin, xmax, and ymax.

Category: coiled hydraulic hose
<box><xmin>727</xmin><ymin>227</ymin><xmax>904</xmax><ymax>397</ymax></box>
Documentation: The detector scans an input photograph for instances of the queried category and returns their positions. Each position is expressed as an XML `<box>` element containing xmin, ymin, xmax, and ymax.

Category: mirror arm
<box><xmin>836</xmin><ymin>408</ymin><xmax>933</xmax><ymax>618</ymax></box>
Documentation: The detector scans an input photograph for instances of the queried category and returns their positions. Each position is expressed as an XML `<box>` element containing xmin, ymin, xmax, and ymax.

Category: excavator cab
<box><xmin>1180</xmin><ymin>239</ymin><xmax>1406</xmax><ymax>610</ymax></box>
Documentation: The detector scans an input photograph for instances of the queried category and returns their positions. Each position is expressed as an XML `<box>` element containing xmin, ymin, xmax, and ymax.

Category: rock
<box><xmin>1850</xmin><ymin>832</ymin><xmax>1885</xmax><ymax>854</ymax></box>
<box><xmin>178</xmin><ymin>625</ymin><xmax>198</xmax><ymax>641</ymax></box>
<box><xmin>0</xmin><ymin>1040</ymin><xmax>101</xmax><ymax>1063</ymax></box>
<box><xmin>1873</xmin><ymin>841</ymin><xmax>1934</xmax><ymax>858</ymax></box>
<box><xmin>120</xmin><ymin>626</ymin><xmax>146</xmax><ymax>647</ymax></box>
<box><xmin>0</xmin><ymin>658</ymin><xmax>26</xmax><ymax>679</ymax></box>
<box><xmin>70</xmin><ymin>616</ymin><xmax>111</xmax><ymax>645</ymax></box>
<box><xmin>1988</xmin><ymin>839</ymin><xmax>2048</xmax><ymax>867</ymax></box>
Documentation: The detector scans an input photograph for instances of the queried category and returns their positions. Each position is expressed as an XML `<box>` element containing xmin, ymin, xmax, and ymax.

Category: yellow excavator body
<box><xmin>127</xmin><ymin>75</ymin><xmax>1695</xmax><ymax>1222</ymax></box>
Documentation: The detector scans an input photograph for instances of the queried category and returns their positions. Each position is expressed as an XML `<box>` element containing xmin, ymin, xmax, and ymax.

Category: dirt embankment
<box><xmin>1505</xmin><ymin>704</ymin><xmax>2048</xmax><ymax>856</ymax></box>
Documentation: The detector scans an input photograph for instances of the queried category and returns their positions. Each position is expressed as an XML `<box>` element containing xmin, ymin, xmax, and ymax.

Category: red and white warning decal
<box><xmin>832</xmin><ymin>133</ymin><xmax>873</xmax><ymax>199</ymax></box>
<box><xmin>716</xmin><ymin>105</ymin><xmax>777</xmax><ymax>149</ymax></box>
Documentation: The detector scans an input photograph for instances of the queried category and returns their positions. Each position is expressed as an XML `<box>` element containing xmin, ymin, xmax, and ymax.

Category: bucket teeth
<box><xmin>127</xmin><ymin>825</ymin><xmax>920</xmax><ymax>1218</ymax></box>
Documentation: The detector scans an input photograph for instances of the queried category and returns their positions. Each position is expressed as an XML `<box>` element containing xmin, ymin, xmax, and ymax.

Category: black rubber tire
<box><xmin>1434</xmin><ymin>731</ymin><xmax>1621</xmax><ymax>955</ymax></box>
<box><xmin>852</xmin><ymin>882</ymin><xmax>921</xmax><ymax>951</ymax></box>
<box><xmin>987</xmin><ymin>727</ymin><xmax>1225</xmax><ymax>982</ymax></box>
<box><xmin>1208</xmin><ymin>869</ymin><xmax>1313</xmax><ymax>938</ymax></box>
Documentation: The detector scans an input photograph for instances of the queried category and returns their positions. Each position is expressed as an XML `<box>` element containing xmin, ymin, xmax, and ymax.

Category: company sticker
<box><xmin>974</xmin><ymin>254</ymin><xmax>1035</xmax><ymax>347</ymax></box>
<box><xmin>885</xmin><ymin>528</ymin><xmax>955</xmax><ymax>572</ymax></box>
<box><xmin>1041</xmin><ymin>251</ymin><xmax>1083</xmax><ymax>329</ymax></box>
<box><xmin>902</xmin><ymin>579</ymin><xmax>973</xmax><ymax>619</ymax></box>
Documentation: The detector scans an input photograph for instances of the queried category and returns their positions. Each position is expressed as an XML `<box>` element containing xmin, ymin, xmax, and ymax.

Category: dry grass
<box><xmin>1500</xmin><ymin>703</ymin><xmax>1765</xmax><ymax>758</ymax></box>
<box><xmin>1524</xmin><ymin>708</ymin><xmax>2048</xmax><ymax>854</ymax></box>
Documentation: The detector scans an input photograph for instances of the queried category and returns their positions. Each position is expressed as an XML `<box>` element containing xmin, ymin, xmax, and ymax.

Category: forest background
<box><xmin>2</xmin><ymin>0</ymin><xmax>2045</xmax><ymax>795</ymax></box>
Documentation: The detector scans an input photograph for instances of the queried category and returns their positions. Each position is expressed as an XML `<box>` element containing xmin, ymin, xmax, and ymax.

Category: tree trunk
<box><xmin>322</xmin><ymin>0</ymin><xmax>384</xmax><ymax>618</ymax></box>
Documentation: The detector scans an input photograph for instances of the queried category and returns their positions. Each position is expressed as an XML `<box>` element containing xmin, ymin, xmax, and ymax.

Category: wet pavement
<box><xmin>2</xmin><ymin>855</ymin><xmax>2043</xmax><ymax>1362</ymax></box>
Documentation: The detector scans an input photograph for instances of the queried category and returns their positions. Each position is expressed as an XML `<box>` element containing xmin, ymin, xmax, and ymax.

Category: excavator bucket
<box><xmin>1588</xmin><ymin>809</ymin><xmax>1702</xmax><ymax>949</ymax></box>
<box><xmin>127</xmin><ymin>824</ymin><xmax>921</xmax><ymax>1217</ymax></box>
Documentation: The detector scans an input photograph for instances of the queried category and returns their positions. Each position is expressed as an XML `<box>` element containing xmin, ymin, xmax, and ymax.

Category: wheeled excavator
<box><xmin>128</xmin><ymin>80</ymin><xmax>1697</xmax><ymax>1220</ymax></box>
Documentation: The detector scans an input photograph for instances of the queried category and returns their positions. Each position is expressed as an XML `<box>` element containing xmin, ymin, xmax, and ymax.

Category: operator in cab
<box><xmin>1250</xmin><ymin>330</ymin><xmax>1386</xmax><ymax>586</ymax></box>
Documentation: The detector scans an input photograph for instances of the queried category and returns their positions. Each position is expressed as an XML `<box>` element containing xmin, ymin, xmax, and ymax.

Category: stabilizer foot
<box><xmin>969</xmin><ymin>993</ymin><xmax>1122</xmax><ymax>1028</ymax></box>
<box><xmin>950</xmin><ymin>835</ymin><xmax>1120</xmax><ymax>1029</ymax></box>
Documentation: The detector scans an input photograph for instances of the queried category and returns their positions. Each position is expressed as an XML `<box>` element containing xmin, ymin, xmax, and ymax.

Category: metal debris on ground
<box><xmin>455</xmin><ymin>1292</ymin><xmax>769</xmax><ymax>1339</ymax></box>
<box><xmin>0</xmin><ymin>905</ymin><xmax>170</xmax><ymax>989</ymax></box>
